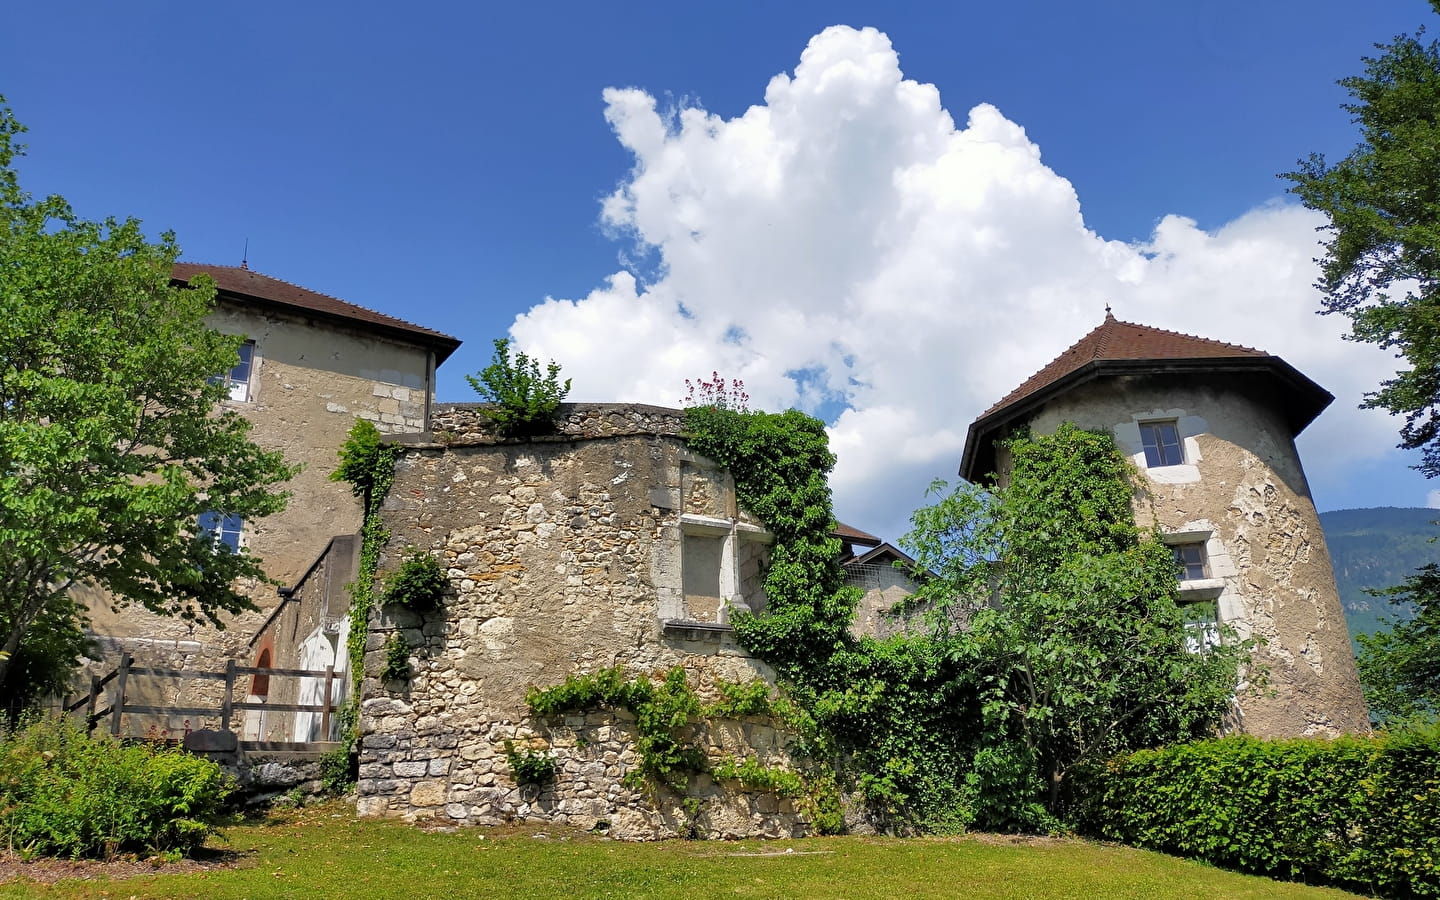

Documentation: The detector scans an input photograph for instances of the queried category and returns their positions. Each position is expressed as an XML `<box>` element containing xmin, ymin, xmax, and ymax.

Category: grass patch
<box><xmin>0</xmin><ymin>802</ymin><xmax>1367</xmax><ymax>899</ymax></box>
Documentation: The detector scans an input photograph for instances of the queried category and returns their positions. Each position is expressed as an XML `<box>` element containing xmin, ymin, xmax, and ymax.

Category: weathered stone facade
<box><xmin>1025</xmin><ymin>374</ymin><xmax>1370</xmax><ymax>735</ymax></box>
<box><xmin>354</xmin><ymin>405</ymin><xmax>810</xmax><ymax>839</ymax></box>
<box><xmin>79</xmin><ymin>267</ymin><xmax>458</xmax><ymax>738</ymax></box>
<box><xmin>962</xmin><ymin>316</ymin><xmax>1370</xmax><ymax>737</ymax></box>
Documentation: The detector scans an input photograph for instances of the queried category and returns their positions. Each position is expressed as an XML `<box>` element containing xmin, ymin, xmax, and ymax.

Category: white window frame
<box><xmin>213</xmin><ymin>339</ymin><xmax>256</xmax><ymax>402</ymax></box>
<box><xmin>1139</xmin><ymin>419</ymin><xmax>1184</xmax><ymax>468</ymax></box>
<box><xmin>199</xmin><ymin>511</ymin><xmax>244</xmax><ymax>552</ymax></box>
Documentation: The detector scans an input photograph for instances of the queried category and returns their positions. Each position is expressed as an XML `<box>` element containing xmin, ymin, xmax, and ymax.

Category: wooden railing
<box><xmin>65</xmin><ymin>652</ymin><xmax>338</xmax><ymax>742</ymax></box>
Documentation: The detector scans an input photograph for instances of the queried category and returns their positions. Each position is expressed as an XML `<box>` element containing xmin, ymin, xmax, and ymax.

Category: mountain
<box><xmin>1319</xmin><ymin>507</ymin><xmax>1437</xmax><ymax>649</ymax></box>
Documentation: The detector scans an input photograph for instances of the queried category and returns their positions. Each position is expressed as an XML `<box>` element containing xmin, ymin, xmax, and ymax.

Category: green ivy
<box><xmin>526</xmin><ymin>666</ymin><xmax>705</xmax><ymax>791</ymax></box>
<box><xmin>329</xmin><ymin>419</ymin><xmax>403</xmax><ymax>781</ymax></box>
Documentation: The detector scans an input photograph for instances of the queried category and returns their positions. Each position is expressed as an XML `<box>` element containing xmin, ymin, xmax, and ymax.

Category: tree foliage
<box><xmin>1283</xmin><ymin>3</ymin><xmax>1440</xmax><ymax>475</ymax></box>
<box><xmin>902</xmin><ymin>425</ymin><xmax>1249</xmax><ymax>826</ymax></box>
<box><xmin>465</xmin><ymin>338</ymin><xmax>570</xmax><ymax>436</ymax></box>
<box><xmin>0</xmin><ymin>98</ymin><xmax>295</xmax><ymax>706</ymax></box>
<box><xmin>684</xmin><ymin>409</ymin><xmax>1245</xmax><ymax>832</ymax></box>
<box><xmin>1357</xmin><ymin>563</ymin><xmax>1440</xmax><ymax>722</ymax></box>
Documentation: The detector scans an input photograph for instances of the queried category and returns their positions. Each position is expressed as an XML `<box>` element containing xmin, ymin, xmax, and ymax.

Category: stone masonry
<box><xmin>355</xmin><ymin>404</ymin><xmax>809</xmax><ymax>839</ymax></box>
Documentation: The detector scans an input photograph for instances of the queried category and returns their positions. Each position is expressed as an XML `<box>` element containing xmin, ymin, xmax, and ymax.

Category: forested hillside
<box><xmin>1319</xmin><ymin>507</ymin><xmax>1436</xmax><ymax>647</ymax></box>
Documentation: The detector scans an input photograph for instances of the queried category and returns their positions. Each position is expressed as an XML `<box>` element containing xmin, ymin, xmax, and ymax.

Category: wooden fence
<box><xmin>64</xmin><ymin>652</ymin><xmax>338</xmax><ymax>745</ymax></box>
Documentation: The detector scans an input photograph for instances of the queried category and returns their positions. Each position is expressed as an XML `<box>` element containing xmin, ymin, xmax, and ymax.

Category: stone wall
<box><xmin>355</xmin><ymin>409</ymin><xmax>811</xmax><ymax>839</ymax></box>
<box><xmin>1023</xmin><ymin>372</ymin><xmax>1370</xmax><ymax>736</ymax></box>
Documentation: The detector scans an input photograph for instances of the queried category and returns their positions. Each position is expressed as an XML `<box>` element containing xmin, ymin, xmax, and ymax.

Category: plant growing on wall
<box><xmin>682</xmin><ymin>406</ymin><xmax>1247</xmax><ymax>833</ymax></box>
<box><xmin>465</xmin><ymin>338</ymin><xmax>571</xmax><ymax>437</ymax></box>
<box><xmin>503</xmin><ymin>740</ymin><xmax>558</xmax><ymax>785</ymax></box>
<box><xmin>381</xmin><ymin>633</ymin><xmax>411</xmax><ymax>682</ymax></box>
<box><xmin>330</xmin><ymin>418</ymin><xmax>402</xmax><ymax>780</ymax></box>
<box><xmin>382</xmin><ymin>549</ymin><xmax>448</xmax><ymax>611</ymax></box>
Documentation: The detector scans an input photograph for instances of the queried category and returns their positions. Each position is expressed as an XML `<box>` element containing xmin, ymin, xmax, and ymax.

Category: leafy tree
<box><xmin>0</xmin><ymin>98</ymin><xmax>295</xmax><ymax>707</ymax></box>
<box><xmin>465</xmin><ymin>338</ymin><xmax>570</xmax><ymax>436</ymax></box>
<box><xmin>900</xmin><ymin>425</ymin><xmax>1248</xmax><ymax>826</ymax></box>
<box><xmin>1357</xmin><ymin>564</ymin><xmax>1440</xmax><ymax>721</ymax></box>
<box><xmin>1283</xmin><ymin>3</ymin><xmax>1440</xmax><ymax>475</ymax></box>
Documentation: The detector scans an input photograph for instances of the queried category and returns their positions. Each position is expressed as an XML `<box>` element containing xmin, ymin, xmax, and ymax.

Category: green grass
<box><xmin>0</xmin><ymin>803</ymin><xmax>1367</xmax><ymax>900</ymax></box>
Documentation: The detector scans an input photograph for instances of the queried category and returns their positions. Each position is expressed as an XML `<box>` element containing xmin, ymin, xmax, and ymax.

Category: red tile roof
<box><xmin>173</xmin><ymin>263</ymin><xmax>461</xmax><ymax>363</ymax></box>
<box><xmin>980</xmin><ymin>311</ymin><xmax>1266</xmax><ymax>419</ymax></box>
<box><xmin>959</xmin><ymin>312</ymin><xmax>1332</xmax><ymax>483</ymax></box>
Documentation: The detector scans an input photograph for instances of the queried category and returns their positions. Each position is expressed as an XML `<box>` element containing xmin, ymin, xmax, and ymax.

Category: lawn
<box><xmin>0</xmin><ymin>803</ymin><xmax>1367</xmax><ymax>900</ymax></box>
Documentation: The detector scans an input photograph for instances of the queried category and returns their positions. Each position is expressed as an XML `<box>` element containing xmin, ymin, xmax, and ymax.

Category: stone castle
<box><xmin>87</xmin><ymin>267</ymin><xmax>1369</xmax><ymax>836</ymax></box>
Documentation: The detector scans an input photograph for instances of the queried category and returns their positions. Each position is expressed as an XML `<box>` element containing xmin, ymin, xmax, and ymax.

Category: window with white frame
<box><xmin>1139</xmin><ymin>419</ymin><xmax>1184</xmax><ymax>467</ymax></box>
<box><xmin>1171</xmin><ymin>542</ymin><xmax>1208</xmax><ymax>581</ymax></box>
<box><xmin>211</xmin><ymin>340</ymin><xmax>255</xmax><ymax>401</ymax></box>
<box><xmin>198</xmin><ymin>511</ymin><xmax>244</xmax><ymax>552</ymax></box>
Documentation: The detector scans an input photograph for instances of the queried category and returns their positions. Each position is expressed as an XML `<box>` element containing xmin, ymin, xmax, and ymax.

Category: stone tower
<box><xmin>959</xmin><ymin>312</ymin><xmax>1369</xmax><ymax>737</ymax></box>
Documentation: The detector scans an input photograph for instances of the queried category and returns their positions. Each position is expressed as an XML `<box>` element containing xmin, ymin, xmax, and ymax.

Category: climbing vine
<box><xmin>329</xmin><ymin>419</ymin><xmax>403</xmax><ymax>775</ymax></box>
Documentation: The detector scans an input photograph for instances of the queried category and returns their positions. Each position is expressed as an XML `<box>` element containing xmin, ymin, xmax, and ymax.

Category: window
<box><xmin>682</xmin><ymin>532</ymin><xmax>725</xmax><ymax>619</ymax></box>
<box><xmin>198</xmin><ymin>511</ymin><xmax>244</xmax><ymax>552</ymax></box>
<box><xmin>1139</xmin><ymin>420</ymin><xmax>1183</xmax><ymax>467</ymax></box>
<box><xmin>211</xmin><ymin>340</ymin><xmax>255</xmax><ymax>401</ymax></box>
<box><xmin>1181</xmin><ymin>599</ymin><xmax>1221</xmax><ymax>653</ymax></box>
<box><xmin>1172</xmin><ymin>543</ymin><xmax>1207</xmax><ymax>581</ymax></box>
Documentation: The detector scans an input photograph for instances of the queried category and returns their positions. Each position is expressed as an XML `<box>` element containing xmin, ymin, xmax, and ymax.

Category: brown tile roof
<box><xmin>980</xmin><ymin>311</ymin><xmax>1266</xmax><ymax>419</ymax></box>
<box><xmin>833</xmin><ymin>521</ymin><xmax>883</xmax><ymax>547</ymax></box>
<box><xmin>959</xmin><ymin>312</ymin><xmax>1332</xmax><ymax>483</ymax></box>
<box><xmin>173</xmin><ymin>263</ymin><xmax>461</xmax><ymax>363</ymax></box>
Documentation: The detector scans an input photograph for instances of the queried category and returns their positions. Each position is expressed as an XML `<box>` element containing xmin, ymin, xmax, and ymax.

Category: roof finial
<box><xmin>241</xmin><ymin>237</ymin><xmax>249</xmax><ymax>271</ymax></box>
<box><xmin>1104</xmin><ymin>302</ymin><xmax>1114</xmax><ymax>321</ymax></box>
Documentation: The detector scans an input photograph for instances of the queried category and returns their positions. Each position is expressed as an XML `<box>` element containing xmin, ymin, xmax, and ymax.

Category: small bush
<box><xmin>504</xmin><ymin>740</ymin><xmax>557</xmax><ymax>784</ymax></box>
<box><xmin>0</xmin><ymin>716</ymin><xmax>233</xmax><ymax>859</ymax></box>
<box><xmin>382</xmin><ymin>549</ymin><xmax>448</xmax><ymax>611</ymax></box>
<box><xmin>466</xmin><ymin>337</ymin><xmax>570</xmax><ymax>437</ymax></box>
<box><xmin>381</xmin><ymin>633</ymin><xmax>411</xmax><ymax>682</ymax></box>
<box><xmin>1076</xmin><ymin>726</ymin><xmax>1440</xmax><ymax>898</ymax></box>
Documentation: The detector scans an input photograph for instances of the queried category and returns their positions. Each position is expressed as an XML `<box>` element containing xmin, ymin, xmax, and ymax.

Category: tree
<box><xmin>465</xmin><ymin>338</ymin><xmax>570</xmax><ymax>436</ymax></box>
<box><xmin>900</xmin><ymin>425</ymin><xmax>1248</xmax><ymax>827</ymax></box>
<box><xmin>1283</xmin><ymin>3</ymin><xmax>1440</xmax><ymax>475</ymax></box>
<box><xmin>1356</xmin><ymin>565</ymin><xmax>1440</xmax><ymax>721</ymax></box>
<box><xmin>0</xmin><ymin>98</ymin><xmax>295</xmax><ymax>708</ymax></box>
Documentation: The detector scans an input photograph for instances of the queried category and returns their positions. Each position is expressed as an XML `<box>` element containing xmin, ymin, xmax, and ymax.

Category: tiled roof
<box><xmin>980</xmin><ymin>312</ymin><xmax>1266</xmax><ymax>419</ymax></box>
<box><xmin>959</xmin><ymin>312</ymin><xmax>1333</xmax><ymax>482</ymax></box>
<box><xmin>173</xmin><ymin>263</ymin><xmax>461</xmax><ymax>362</ymax></box>
<box><xmin>833</xmin><ymin>521</ymin><xmax>883</xmax><ymax>547</ymax></box>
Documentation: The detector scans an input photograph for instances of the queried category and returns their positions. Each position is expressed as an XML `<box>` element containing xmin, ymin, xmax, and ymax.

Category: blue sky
<box><xmin>4</xmin><ymin>1</ymin><xmax>1436</xmax><ymax>540</ymax></box>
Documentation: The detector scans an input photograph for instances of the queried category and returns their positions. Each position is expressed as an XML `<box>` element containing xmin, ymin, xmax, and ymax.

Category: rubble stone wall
<box><xmin>355</xmin><ymin>409</ymin><xmax>809</xmax><ymax>839</ymax></box>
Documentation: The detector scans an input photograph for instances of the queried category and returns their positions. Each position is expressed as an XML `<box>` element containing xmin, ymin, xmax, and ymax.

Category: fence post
<box><xmin>221</xmin><ymin>658</ymin><xmax>236</xmax><ymax>733</ymax></box>
<box><xmin>110</xmin><ymin>652</ymin><xmax>132</xmax><ymax>736</ymax></box>
<box><xmin>320</xmin><ymin>664</ymin><xmax>334</xmax><ymax>741</ymax></box>
<box><xmin>84</xmin><ymin>674</ymin><xmax>101</xmax><ymax>733</ymax></box>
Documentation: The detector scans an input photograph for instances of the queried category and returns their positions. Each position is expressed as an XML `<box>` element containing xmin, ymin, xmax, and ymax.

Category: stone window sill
<box><xmin>662</xmin><ymin>619</ymin><xmax>734</xmax><ymax>641</ymax></box>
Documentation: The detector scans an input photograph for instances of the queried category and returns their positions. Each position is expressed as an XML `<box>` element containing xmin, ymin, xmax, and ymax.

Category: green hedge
<box><xmin>0</xmin><ymin>716</ymin><xmax>234</xmax><ymax>859</ymax></box>
<box><xmin>1076</xmin><ymin>726</ymin><xmax>1440</xmax><ymax>897</ymax></box>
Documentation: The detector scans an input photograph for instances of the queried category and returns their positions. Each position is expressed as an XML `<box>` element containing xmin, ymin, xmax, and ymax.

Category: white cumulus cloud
<box><xmin>510</xmin><ymin>24</ymin><xmax>1405</xmax><ymax>540</ymax></box>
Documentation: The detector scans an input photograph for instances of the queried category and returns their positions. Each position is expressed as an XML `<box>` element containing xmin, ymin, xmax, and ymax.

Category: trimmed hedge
<box><xmin>0</xmin><ymin>716</ymin><xmax>234</xmax><ymax>859</ymax></box>
<box><xmin>1076</xmin><ymin>726</ymin><xmax>1440</xmax><ymax>898</ymax></box>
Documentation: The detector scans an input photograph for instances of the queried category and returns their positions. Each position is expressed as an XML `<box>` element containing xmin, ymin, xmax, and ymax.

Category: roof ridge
<box><xmin>175</xmin><ymin>262</ymin><xmax>450</xmax><ymax>338</ymax></box>
<box><xmin>1106</xmin><ymin>316</ymin><xmax>1264</xmax><ymax>356</ymax></box>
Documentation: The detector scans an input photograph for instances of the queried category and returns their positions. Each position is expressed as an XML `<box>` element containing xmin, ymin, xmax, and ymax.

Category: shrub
<box><xmin>382</xmin><ymin>549</ymin><xmax>448</xmax><ymax>611</ymax></box>
<box><xmin>0</xmin><ymin>716</ymin><xmax>233</xmax><ymax>858</ymax></box>
<box><xmin>465</xmin><ymin>338</ymin><xmax>570</xmax><ymax>437</ymax></box>
<box><xmin>1076</xmin><ymin>726</ymin><xmax>1440</xmax><ymax>898</ymax></box>
<box><xmin>381</xmin><ymin>633</ymin><xmax>411</xmax><ymax>682</ymax></box>
<box><xmin>503</xmin><ymin>740</ymin><xmax>557</xmax><ymax>784</ymax></box>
